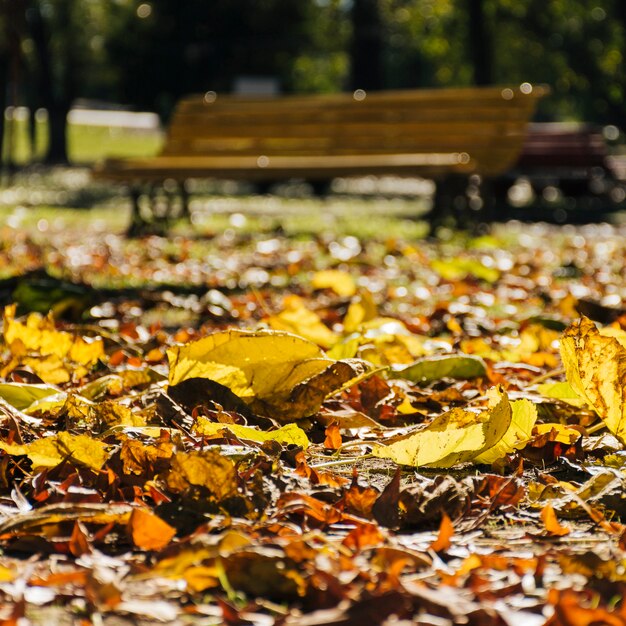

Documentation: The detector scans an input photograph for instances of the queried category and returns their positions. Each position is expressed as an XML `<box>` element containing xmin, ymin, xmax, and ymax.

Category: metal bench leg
<box><xmin>429</xmin><ymin>174</ymin><xmax>467</xmax><ymax>233</ymax></box>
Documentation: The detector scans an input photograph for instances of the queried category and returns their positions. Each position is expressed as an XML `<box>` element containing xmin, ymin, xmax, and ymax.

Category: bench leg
<box><xmin>429</xmin><ymin>174</ymin><xmax>468</xmax><ymax>232</ymax></box>
<box><xmin>179</xmin><ymin>182</ymin><xmax>190</xmax><ymax>220</ymax></box>
<box><xmin>126</xmin><ymin>186</ymin><xmax>148</xmax><ymax>237</ymax></box>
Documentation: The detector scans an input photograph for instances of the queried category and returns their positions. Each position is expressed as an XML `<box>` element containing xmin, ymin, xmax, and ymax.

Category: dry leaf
<box><xmin>165</xmin><ymin>450</ymin><xmax>237</xmax><ymax>499</ymax></box>
<box><xmin>430</xmin><ymin>512</ymin><xmax>454</xmax><ymax>552</ymax></box>
<box><xmin>267</xmin><ymin>295</ymin><xmax>338</xmax><ymax>348</ymax></box>
<box><xmin>560</xmin><ymin>317</ymin><xmax>626</xmax><ymax>442</ymax></box>
<box><xmin>540</xmin><ymin>503</ymin><xmax>571</xmax><ymax>536</ymax></box>
<box><xmin>128</xmin><ymin>508</ymin><xmax>176</xmax><ymax>551</ymax></box>
<box><xmin>311</xmin><ymin>269</ymin><xmax>356</xmax><ymax>297</ymax></box>
<box><xmin>167</xmin><ymin>329</ymin><xmax>370</xmax><ymax>421</ymax></box>
<box><xmin>372</xmin><ymin>386</ymin><xmax>512</xmax><ymax>468</ymax></box>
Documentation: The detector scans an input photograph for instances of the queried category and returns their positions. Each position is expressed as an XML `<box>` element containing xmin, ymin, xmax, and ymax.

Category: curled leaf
<box><xmin>560</xmin><ymin>317</ymin><xmax>626</xmax><ymax>443</ymax></box>
<box><xmin>372</xmin><ymin>387</ymin><xmax>511</xmax><ymax>468</ymax></box>
<box><xmin>474</xmin><ymin>399</ymin><xmax>537</xmax><ymax>464</ymax></box>
<box><xmin>167</xmin><ymin>329</ymin><xmax>371</xmax><ymax>421</ymax></box>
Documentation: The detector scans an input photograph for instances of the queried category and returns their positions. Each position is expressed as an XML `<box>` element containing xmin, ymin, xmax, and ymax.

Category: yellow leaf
<box><xmin>372</xmin><ymin>386</ymin><xmax>511</xmax><ymax>468</ymax></box>
<box><xmin>311</xmin><ymin>269</ymin><xmax>356</xmax><ymax>297</ymax></box>
<box><xmin>534</xmin><ymin>423</ymin><xmax>581</xmax><ymax>445</ymax></box>
<box><xmin>0</xmin><ymin>565</ymin><xmax>14</xmax><ymax>582</ymax></box>
<box><xmin>267</xmin><ymin>295</ymin><xmax>338</xmax><ymax>348</ymax></box>
<box><xmin>1</xmin><ymin>305</ymin><xmax>104</xmax><ymax>383</ymax></box>
<box><xmin>431</xmin><ymin>258</ymin><xmax>500</xmax><ymax>283</ymax></box>
<box><xmin>537</xmin><ymin>381</ymin><xmax>588</xmax><ymax>408</ymax></box>
<box><xmin>194</xmin><ymin>419</ymin><xmax>310</xmax><ymax>449</ymax></box>
<box><xmin>91</xmin><ymin>400</ymin><xmax>146</xmax><ymax>430</ymax></box>
<box><xmin>165</xmin><ymin>450</ymin><xmax>237</xmax><ymax>500</ymax></box>
<box><xmin>167</xmin><ymin>329</ymin><xmax>370</xmax><ymax>421</ymax></box>
<box><xmin>474</xmin><ymin>399</ymin><xmax>537</xmax><ymax>464</ymax></box>
<box><xmin>342</xmin><ymin>290</ymin><xmax>377</xmax><ymax>333</ymax></box>
<box><xmin>0</xmin><ymin>432</ymin><xmax>109</xmax><ymax>470</ymax></box>
<box><xmin>560</xmin><ymin>317</ymin><xmax>626</xmax><ymax>443</ymax></box>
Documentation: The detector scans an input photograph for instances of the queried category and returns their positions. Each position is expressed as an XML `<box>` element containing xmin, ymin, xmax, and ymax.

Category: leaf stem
<box><xmin>528</xmin><ymin>368</ymin><xmax>565</xmax><ymax>386</ymax></box>
<box><xmin>310</xmin><ymin>454</ymin><xmax>373</xmax><ymax>469</ymax></box>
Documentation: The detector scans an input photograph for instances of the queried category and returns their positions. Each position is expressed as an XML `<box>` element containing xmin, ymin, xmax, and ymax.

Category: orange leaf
<box><xmin>540</xmin><ymin>503</ymin><xmax>570</xmax><ymax>537</ymax></box>
<box><xmin>430</xmin><ymin>512</ymin><xmax>454</xmax><ymax>552</ymax></box>
<box><xmin>128</xmin><ymin>508</ymin><xmax>176</xmax><ymax>551</ymax></box>
<box><xmin>323</xmin><ymin>422</ymin><xmax>342</xmax><ymax>450</ymax></box>
<box><xmin>69</xmin><ymin>522</ymin><xmax>91</xmax><ymax>557</ymax></box>
<box><xmin>342</xmin><ymin>522</ymin><xmax>385</xmax><ymax>551</ymax></box>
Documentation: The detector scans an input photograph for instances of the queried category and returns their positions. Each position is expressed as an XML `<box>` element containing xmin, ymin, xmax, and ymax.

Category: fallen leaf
<box><xmin>474</xmin><ymin>399</ymin><xmax>537</xmax><ymax>464</ymax></box>
<box><xmin>128</xmin><ymin>508</ymin><xmax>176</xmax><ymax>551</ymax></box>
<box><xmin>311</xmin><ymin>269</ymin><xmax>357</xmax><ymax>297</ymax></box>
<box><xmin>560</xmin><ymin>317</ymin><xmax>626</xmax><ymax>443</ymax></box>
<box><xmin>394</xmin><ymin>354</ymin><xmax>487</xmax><ymax>384</ymax></box>
<box><xmin>0</xmin><ymin>432</ymin><xmax>109</xmax><ymax>470</ymax></box>
<box><xmin>540</xmin><ymin>503</ymin><xmax>571</xmax><ymax>536</ymax></box>
<box><xmin>193</xmin><ymin>419</ymin><xmax>310</xmax><ymax>449</ymax></box>
<box><xmin>323</xmin><ymin>422</ymin><xmax>342</xmax><ymax>450</ymax></box>
<box><xmin>430</xmin><ymin>512</ymin><xmax>454</xmax><ymax>552</ymax></box>
<box><xmin>165</xmin><ymin>449</ymin><xmax>237</xmax><ymax>499</ymax></box>
<box><xmin>267</xmin><ymin>295</ymin><xmax>338</xmax><ymax>348</ymax></box>
<box><xmin>167</xmin><ymin>329</ymin><xmax>370</xmax><ymax>421</ymax></box>
<box><xmin>371</xmin><ymin>386</ymin><xmax>512</xmax><ymax>468</ymax></box>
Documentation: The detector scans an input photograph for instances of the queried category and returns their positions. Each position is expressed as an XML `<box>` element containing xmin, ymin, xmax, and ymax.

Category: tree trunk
<box><xmin>27</xmin><ymin>0</ymin><xmax>70</xmax><ymax>163</ymax></box>
<box><xmin>467</xmin><ymin>0</ymin><xmax>492</xmax><ymax>86</ymax></box>
<box><xmin>0</xmin><ymin>53</ymin><xmax>8</xmax><ymax>181</ymax></box>
<box><xmin>350</xmin><ymin>0</ymin><xmax>384</xmax><ymax>91</ymax></box>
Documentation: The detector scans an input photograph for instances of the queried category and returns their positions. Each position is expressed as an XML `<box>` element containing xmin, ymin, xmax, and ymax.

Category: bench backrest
<box><xmin>161</xmin><ymin>85</ymin><xmax>548</xmax><ymax>177</ymax></box>
<box><xmin>516</xmin><ymin>122</ymin><xmax>608</xmax><ymax>169</ymax></box>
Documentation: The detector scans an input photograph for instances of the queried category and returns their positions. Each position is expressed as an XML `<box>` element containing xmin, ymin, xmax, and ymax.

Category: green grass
<box><xmin>2</xmin><ymin>117</ymin><xmax>163</xmax><ymax>165</ymax></box>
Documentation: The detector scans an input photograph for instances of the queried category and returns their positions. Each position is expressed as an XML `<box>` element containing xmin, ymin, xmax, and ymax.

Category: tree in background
<box><xmin>350</xmin><ymin>0</ymin><xmax>385</xmax><ymax>90</ymax></box>
<box><xmin>5</xmin><ymin>0</ymin><xmax>626</xmax><ymax>166</ymax></box>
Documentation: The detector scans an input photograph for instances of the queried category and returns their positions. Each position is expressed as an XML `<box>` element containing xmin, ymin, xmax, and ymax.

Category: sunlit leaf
<box><xmin>165</xmin><ymin>450</ymin><xmax>237</xmax><ymax>499</ymax></box>
<box><xmin>474</xmin><ymin>399</ymin><xmax>537</xmax><ymax>464</ymax></box>
<box><xmin>560</xmin><ymin>317</ymin><xmax>626</xmax><ymax>443</ymax></box>
<box><xmin>120</xmin><ymin>436</ymin><xmax>174</xmax><ymax>476</ymax></box>
<box><xmin>167</xmin><ymin>329</ymin><xmax>370</xmax><ymax>420</ymax></box>
<box><xmin>267</xmin><ymin>295</ymin><xmax>338</xmax><ymax>348</ymax></box>
<box><xmin>0</xmin><ymin>382</ymin><xmax>60</xmax><ymax>411</ymax></box>
<box><xmin>533</xmin><ymin>423</ymin><xmax>581</xmax><ymax>445</ymax></box>
<box><xmin>0</xmin><ymin>432</ymin><xmax>109</xmax><ymax>470</ymax></box>
<box><xmin>431</xmin><ymin>258</ymin><xmax>500</xmax><ymax>283</ymax></box>
<box><xmin>394</xmin><ymin>354</ymin><xmax>487</xmax><ymax>384</ymax></box>
<box><xmin>540</xmin><ymin>503</ymin><xmax>570</xmax><ymax>536</ymax></box>
<box><xmin>128</xmin><ymin>508</ymin><xmax>176</xmax><ymax>551</ymax></box>
<box><xmin>311</xmin><ymin>269</ymin><xmax>356</xmax><ymax>297</ymax></box>
<box><xmin>1</xmin><ymin>304</ymin><xmax>104</xmax><ymax>383</ymax></box>
<box><xmin>372</xmin><ymin>387</ymin><xmax>512</xmax><ymax>468</ymax></box>
<box><xmin>193</xmin><ymin>419</ymin><xmax>310</xmax><ymax>449</ymax></box>
<box><xmin>537</xmin><ymin>381</ymin><xmax>587</xmax><ymax>408</ymax></box>
<box><xmin>430</xmin><ymin>512</ymin><xmax>454</xmax><ymax>552</ymax></box>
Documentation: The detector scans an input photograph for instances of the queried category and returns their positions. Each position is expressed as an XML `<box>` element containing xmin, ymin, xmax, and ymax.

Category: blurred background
<box><xmin>1</xmin><ymin>0</ymin><xmax>625</xmax><ymax>169</ymax></box>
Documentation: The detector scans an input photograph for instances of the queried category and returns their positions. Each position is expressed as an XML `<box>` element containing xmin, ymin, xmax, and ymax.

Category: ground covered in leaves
<box><xmin>1</xmin><ymin>202</ymin><xmax>626</xmax><ymax>625</ymax></box>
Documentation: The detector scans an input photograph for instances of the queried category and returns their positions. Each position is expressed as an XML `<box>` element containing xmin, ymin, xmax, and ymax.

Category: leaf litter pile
<box><xmin>2</xmin><ymin>218</ymin><xmax>626</xmax><ymax>624</ymax></box>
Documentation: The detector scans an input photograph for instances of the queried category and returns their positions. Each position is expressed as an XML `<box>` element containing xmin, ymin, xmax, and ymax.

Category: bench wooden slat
<box><xmin>93</xmin><ymin>85</ymin><xmax>548</xmax><ymax>231</ymax></box>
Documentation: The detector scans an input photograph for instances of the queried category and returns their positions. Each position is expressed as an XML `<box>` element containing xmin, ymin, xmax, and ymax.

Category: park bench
<box><xmin>92</xmin><ymin>85</ymin><xmax>548</xmax><ymax>233</ymax></box>
<box><xmin>494</xmin><ymin>122</ymin><xmax>625</xmax><ymax>220</ymax></box>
